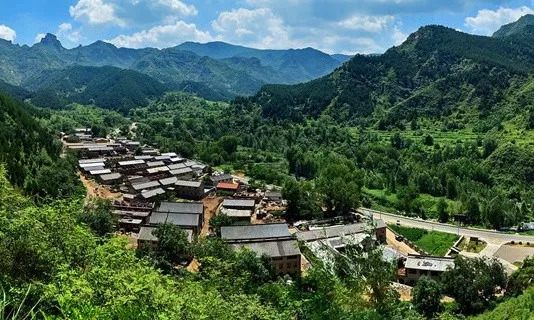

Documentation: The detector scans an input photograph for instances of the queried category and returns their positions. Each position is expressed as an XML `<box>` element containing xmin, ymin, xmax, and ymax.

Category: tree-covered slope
<box><xmin>493</xmin><ymin>14</ymin><xmax>534</xmax><ymax>38</ymax></box>
<box><xmin>24</xmin><ymin>65</ymin><xmax>168</xmax><ymax>112</ymax></box>
<box><xmin>0</xmin><ymin>92</ymin><xmax>81</xmax><ymax>198</ymax></box>
<box><xmin>177</xmin><ymin>41</ymin><xmax>345</xmax><ymax>83</ymax></box>
<box><xmin>0</xmin><ymin>36</ymin><xmax>347</xmax><ymax>102</ymax></box>
<box><xmin>472</xmin><ymin>286</ymin><xmax>534</xmax><ymax>320</ymax></box>
<box><xmin>131</xmin><ymin>48</ymin><xmax>268</xmax><ymax>98</ymax></box>
<box><xmin>251</xmin><ymin>25</ymin><xmax>534</xmax><ymax>128</ymax></box>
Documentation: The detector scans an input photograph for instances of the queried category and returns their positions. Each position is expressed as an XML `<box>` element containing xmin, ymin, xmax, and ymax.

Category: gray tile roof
<box><xmin>231</xmin><ymin>240</ymin><xmax>300</xmax><ymax>258</ymax></box>
<box><xmin>141</xmin><ymin>188</ymin><xmax>165</xmax><ymax>199</ymax></box>
<box><xmin>147</xmin><ymin>161</ymin><xmax>165</xmax><ymax>167</ymax></box>
<box><xmin>146</xmin><ymin>166</ymin><xmax>170</xmax><ymax>174</ymax></box>
<box><xmin>222</xmin><ymin>199</ymin><xmax>255</xmax><ymax>208</ymax></box>
<box><xmin>209</xmin><ymin>173</ymin><xmax>233</xmax><ymax>182</ymax></box>
<box><xmin>132</xmin><ymin>180</ymin><xmax>161</xmax><ymax>191</ymax></box>
<box><xmin>119</xmin><ymin>160</ymin><xmax>146</xmax><ymax>166</ymax></box>
<box><xmin>170</xmin><ymin>167</ymin><xmax>194</xmax><ymax>176</ymax></box>
<box><xmin>99</xmin><ymin>173</ymin><xmax>122</xmax><ymax>181</ymax></box>
<box><xmin>159</xmin><ymin>176</ymin><xmax>178</xmax><ymax>186</ymax></box>
<box><xmin>79</xmin><ymin>158</ymin><xmax>106</xmax><ymax>164</ymax></box>
<box><xmin>221</xmin><ymin>223</ymin><xmax>291</xmax><ymax>242</ymax></box>
<box><xmin>168</xmin><ymin>163</ymin><xmax>186</xmax><ymax>170</ymax></box>
<box><xmin>157</xmin><ymin>202</ymin><xmax>204</xmax><ymax>215</ymax></box>
<box><xmin>220</xmin><ymin>208</ymin><xmax>252</xmax><ymax>218</ymax></box>
<box><xmin>90</xmin><ymin>169</ymin><xmax>112</xmax><ymax>175</ymax></box>
<box><xmin>149</xmin><ymin>212</ymin><xmax>200</xmax><ymax>227</ymax></box>
<box><xmin>138</xmin><ymin>226</ymin><xmax>158</xmax><ymax>241</ymax></box>
<box><xmin>79</xmin><ymin>162</ymin><xmax>105</xmax><ymax>168</ymax></box>
<box><xmin>175</xmin><ymin>180</ymin><xmax>202</xmax><ymax>188</ymax></box>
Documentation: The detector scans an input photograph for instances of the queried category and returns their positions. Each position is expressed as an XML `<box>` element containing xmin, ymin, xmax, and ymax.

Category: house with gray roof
<box><xmin>222</xmin><ymin>199</ymin><xmax>256</xmax><ymax>211</ymax></box>
<box><xmin>402</xmin><ymin>254</ymin><xmax>455</xmax><ymax>285</ymax></box>
<box><xmin>221</xmin><ymin>223</ymin><xmax>300</xmax><ymax>275</ymax></box>
<box><xmin>150</xmin><ymin>202</ymin><xmax>204</xmax><ymax>234</ymax></box>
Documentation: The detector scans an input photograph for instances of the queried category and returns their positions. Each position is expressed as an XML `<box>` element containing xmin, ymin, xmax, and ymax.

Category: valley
<box><xmin>0</xmin><ymin>11</ymin><xmax>534</xmax><ymax>320</ymax></box>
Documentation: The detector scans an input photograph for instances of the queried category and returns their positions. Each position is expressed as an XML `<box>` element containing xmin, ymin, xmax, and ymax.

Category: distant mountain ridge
<box><xmin>0</xmin><ymin>35</ymin><xmax>350</xmax><ymax>102</ymax></box>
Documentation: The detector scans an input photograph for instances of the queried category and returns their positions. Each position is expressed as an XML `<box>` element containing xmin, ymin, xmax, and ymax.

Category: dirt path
<box><xmin>201</xmin><ymin>196</ymin><xmax>224</xmax><ymax>236</ymax></box>
<box><xmin>79</xmin><ymin>173</ymin><xmax>122</xmax><ymax>202</ymax></box>
<box><xmin>386</xmin><ymin>228</ymin><xmax>419</xmax><ymax>256</ymax></box>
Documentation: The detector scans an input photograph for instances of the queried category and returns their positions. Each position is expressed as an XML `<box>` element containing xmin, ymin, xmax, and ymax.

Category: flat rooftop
<box><xmin>404</xmin><ymin>255</ymin><xmax>455</xmax><ymax>272</ymax></box>
<box><xmin>297</xmin><ymin>221</ymin><xmax>385</xmax><ymax>242</ymax></box>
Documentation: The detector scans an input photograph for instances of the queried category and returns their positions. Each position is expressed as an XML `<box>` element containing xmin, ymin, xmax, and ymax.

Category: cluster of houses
<box><xmin>72</xmin><ymin>130</ymin><xmax>459</xmax><ymax>283</ymax></box>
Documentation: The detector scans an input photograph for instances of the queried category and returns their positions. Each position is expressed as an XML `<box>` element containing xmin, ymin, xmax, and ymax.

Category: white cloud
<box><xmin>338</xmin><ymin>15</ymin><xmax>395</xmax><ymax>32</ymax></box>
<box><xmin>212</xmin><ymin>8</ymin><xmax>293</xmax><ymax>49</ymax></box>
<box><xmin>156</xmin><ymin>0</ymin><xmax>197</xmax><ymax>16</ymax></box>
<box><xmin>465</xmin><ymin>6</ymin><xmax>534</xmax><ymax>35</ymax></box>
<box><xmin>322</xmin><ymin>35</ymin><xmax>383</xmax><ymax>54</ymax></box>
<box><xmin>57</xmin><ymin>23</ymin><xmax>82</xmax><ymax>43</ymax></box>
<box><xmin>70</xmin><ymin>0</ymin><xmax>125</xmax><ymax>26</ymax></box>
<box><xmin>0</xmin><ymin>25</ymin><xmax>16</xmax><ymax>42</ymax></box>
<box><xmin>34</xmin><ymin>33</ymin><xmax>46</xmax><ymax>43</ymax></box>
<box><xmin>109</xmin><ymin>20</ymin><xmax>214</xmax><ymax>48</ymax></box>
<box><xmin>392</xmin><ymin>26</ymin><xmax>408</xmax><ymax>45</ymax></box>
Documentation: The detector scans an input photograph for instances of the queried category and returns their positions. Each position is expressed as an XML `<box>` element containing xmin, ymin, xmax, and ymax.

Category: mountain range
<box><xmin>248</xmin><ymin>14</ymin><xmax>534</xmax><ymax>131</ymax></box>
<box><xmin>0</xmin><ymin>35</ymin><xmax>351</xmax><ymax>106</ymax></box>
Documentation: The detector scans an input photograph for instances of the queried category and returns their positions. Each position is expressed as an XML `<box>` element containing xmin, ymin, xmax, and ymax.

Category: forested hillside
<box><xmin>0</xmin><ymin>35</ymin><xmax>348</xmax><ymax>101</ymax></box>
<box><xmin>25</xmin><ymin>65</ymin><xmax>168</xmax><ymax>112</ymax></box>
<box><xmin>177</xmin><ymin>41</ymin><xmax>349</xmax><ymax>83</ymax></box>
<box><xmin>0</xmin><ymin>93</ymin><xmax>81</xmax><ymax>199</ymax></box>
<box><xmin>253</xmin><ymin>25</ymin><xmax>534</xmax><ymax>127</ymax></box>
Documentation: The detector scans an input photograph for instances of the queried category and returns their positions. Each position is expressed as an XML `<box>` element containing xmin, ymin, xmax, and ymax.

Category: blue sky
<box><xmin>0</xmin><ymin>0</ymin><xmax>533</xmax><ymax>54</ymax></box>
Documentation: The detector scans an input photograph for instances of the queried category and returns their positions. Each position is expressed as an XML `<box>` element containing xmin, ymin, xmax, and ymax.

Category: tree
<box><xmin>149</xmin><ymin>223</ymin><xmax>192</xmax><ymax>268</ymax></box>
<box><xmin>218</xmin><ymin>135</ymin><xmax>240</xmax><ymax>155</ymax></box>
<box><xmin>441</xmin><ymin>256</ymin><xmax>506</xmax><ymax>315</ymax></box>
<box><xmin>506</xmin><ymin>256</ymin><xmax>534</xmax><ymax>297</ymax></box>
<box><xmin>412</xmin><ymin>276</ymin><xmax>442</xmax><ymax>318</ymax></box>
<box><xmin>424</xmin><ymin>135</ymin><xmax>434</xmax><ymax>146</ymax></box>
<box><xmin>81</xmin><ymin>198</ymin><xmax>117</xmax><ymax>237</ymax></box>
<box><xmin>209</xmin><ymin>214</ymin><xmax>235</xmax><ymax>236</ymax></box>
<box><xmin>527</xmin><ymin>111</ymin><xmax>534</xmax><ymax>130</ymax></box>
<box><xmin>316</xmin><ymin>162</ymin><xmax>362</xmax><ymax>216</ymax></box>
<box><xmin>282</xmin><ymin>179</ymin><xmax>321</xmax><ymax>220</ymax></box>
<box><xmin>437</xmin><ymin>198</ymin><xmax>449</xmax><ymax>223</ymax></box>
<box><xmin>482</xmin><ymin>138</ymin><xmax>498</xmax><ymax>158</ymax></box>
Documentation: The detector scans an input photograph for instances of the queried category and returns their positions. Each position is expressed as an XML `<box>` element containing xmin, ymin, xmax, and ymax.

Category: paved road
<box><xmin>360</xmin><ymin>208</ymin><xmax>534</xmax><ymax>245</ymax></box>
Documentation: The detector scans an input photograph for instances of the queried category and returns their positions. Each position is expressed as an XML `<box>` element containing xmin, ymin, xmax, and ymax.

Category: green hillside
<box><xmin>0</xmin><ymin>92</ymin><xmax>81</xmax><ymax>198</ymax></box>
<box><xmin>24</xmin><ymin>65</ymin><xmax>168</xmax><ymax>112</ymax></box>
<box><xmin>0</xmin><ymin>36</ymin><xmax>347</xmax><ymax>102</ymax></box>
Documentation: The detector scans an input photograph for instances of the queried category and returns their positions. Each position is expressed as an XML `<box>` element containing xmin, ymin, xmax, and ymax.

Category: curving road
<box><xmin>360</xmin><ymin>208</ymin><xmax>534</xmax><ymax>245</ymax></box>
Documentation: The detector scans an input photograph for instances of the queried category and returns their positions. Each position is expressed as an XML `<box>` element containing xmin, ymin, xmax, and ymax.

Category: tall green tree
<box><xmin>412</xmin><ymin>276</ymin><xmax>442</xmax><ymax>318</ymax></box>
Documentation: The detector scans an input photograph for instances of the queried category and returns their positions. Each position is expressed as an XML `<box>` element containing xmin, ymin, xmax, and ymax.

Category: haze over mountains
<box><xmin>0</xmin><ymin>35</ymin><xmax>350</xmax><ymax>104</ymax></box>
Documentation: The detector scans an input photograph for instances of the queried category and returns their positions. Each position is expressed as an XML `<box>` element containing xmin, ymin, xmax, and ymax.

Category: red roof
<box><xmin>217</xmin><ymin>182</ymin><xmax>239</xmax><ymax>190</ymax></box>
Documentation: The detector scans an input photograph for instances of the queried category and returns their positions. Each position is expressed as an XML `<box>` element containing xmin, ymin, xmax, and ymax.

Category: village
<box><xmin>67</xmin><ymin>128</ymin><xmax>534</xmax><ymax>295</ymax></box>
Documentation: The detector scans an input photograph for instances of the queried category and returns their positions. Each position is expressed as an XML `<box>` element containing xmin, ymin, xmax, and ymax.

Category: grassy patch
<box><xmin>390</xmin><ymin>225</ymin><xmax>459</xmax><ymax>256</ymax></box>
<box><xmin>458</xmin><ymin>237</ymin><xmax>487</xmax><ymax>253</ymax></box>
